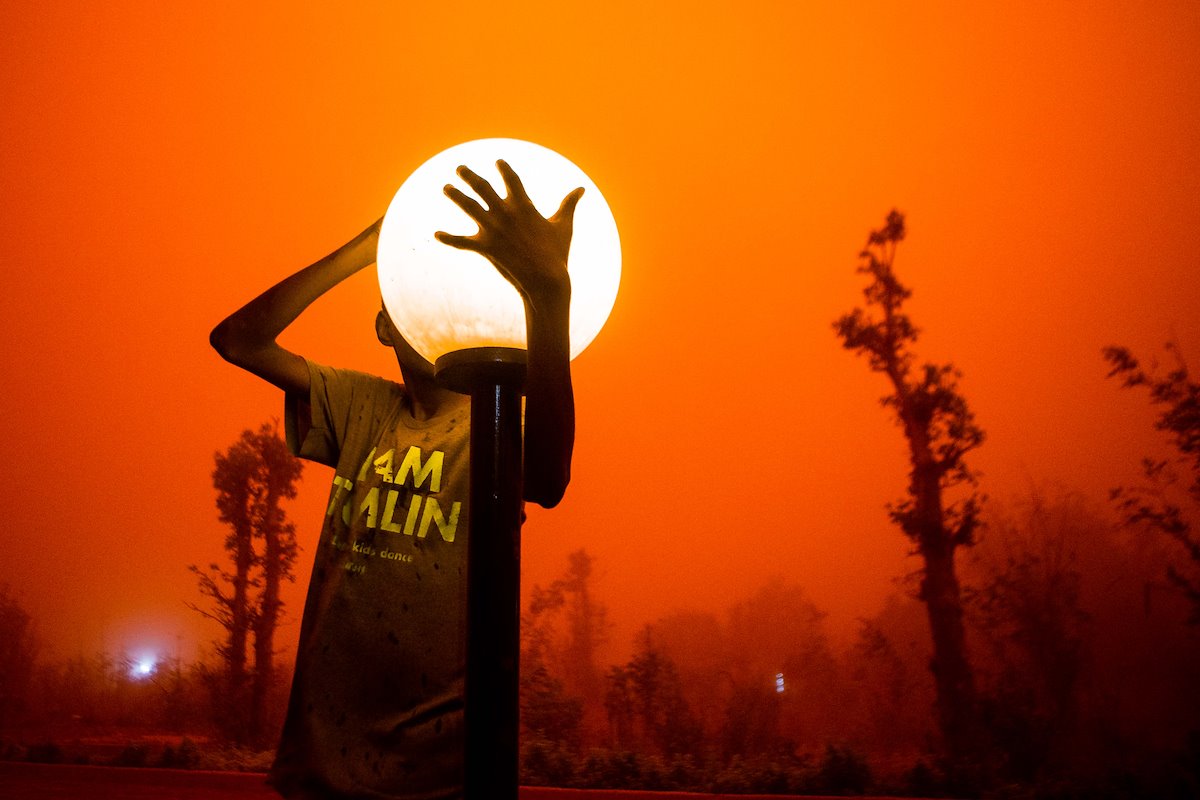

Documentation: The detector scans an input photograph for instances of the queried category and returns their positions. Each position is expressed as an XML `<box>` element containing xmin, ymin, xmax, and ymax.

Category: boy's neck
<box><xmin>400</xmin><ymin>367</ymin><xmax>465</xmax><ymax>422</ymax></box>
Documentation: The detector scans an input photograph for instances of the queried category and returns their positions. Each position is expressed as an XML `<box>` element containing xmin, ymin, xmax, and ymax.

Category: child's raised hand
<box><xmin>435</xmin><ymin>160</ymin><xmax>583</xmax><ymax>303</ymax></box>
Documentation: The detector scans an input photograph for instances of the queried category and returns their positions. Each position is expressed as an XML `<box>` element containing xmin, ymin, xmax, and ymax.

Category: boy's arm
<box><xmin>435</xmin><ymin>161</ymin><xmax>578</xmax><ymax>508</ymax></box>
<box><xmin>209</xmin><ymin>219</ymin><xmax>383</xmax><ymax>395</ymax></box>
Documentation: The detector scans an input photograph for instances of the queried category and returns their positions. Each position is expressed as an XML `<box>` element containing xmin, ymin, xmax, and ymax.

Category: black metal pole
<box><xmin>436</xmin><ymin>347</ymin><xmax>527</xmax><ymax>800</ymax></box>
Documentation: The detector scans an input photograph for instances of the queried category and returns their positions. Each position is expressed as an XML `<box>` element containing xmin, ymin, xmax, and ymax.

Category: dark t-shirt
<box><xmin>270</xmin><ymin>360</ymin><xmax>471</xmax><ymax>800</ymax></box>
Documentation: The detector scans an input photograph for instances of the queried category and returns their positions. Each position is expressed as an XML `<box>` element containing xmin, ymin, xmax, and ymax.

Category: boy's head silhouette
<box><xmin>375</xmin><ymin>304</ymin><xmax>434</xmax><ymax>382</ymax></box>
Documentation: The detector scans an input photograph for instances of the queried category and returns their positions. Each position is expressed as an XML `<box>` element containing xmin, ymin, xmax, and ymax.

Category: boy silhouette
<box><xmin>210</xmin><ymin>160</ymin><xmax>580</xmax><ymax>799</ymax></box>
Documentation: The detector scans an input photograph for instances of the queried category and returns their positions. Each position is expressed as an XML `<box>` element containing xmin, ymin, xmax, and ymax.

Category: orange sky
<box><xmin>2</xmin><ymin>1</ymin><xmax>1198</xmax><ymax>666</ymax></box>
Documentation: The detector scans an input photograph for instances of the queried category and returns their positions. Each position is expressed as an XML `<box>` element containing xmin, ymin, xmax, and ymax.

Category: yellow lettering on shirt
<box><xmin>359</xmin><ymin>487</ymin><xmax>380</xmax><ymax>528</ymax></box>
<box><xmin>417</xmin><ymin>497</ymin><xmax>460</xmax><ymax>542</ymax></box>
<box><xmin>327</xmin><ymin>476</ymin><xmax>354</xmax><ymax>517</ymax></box>
<box><xmin>356</xmin><ymin>447</ymin><xmax>378</xmax><ymax>482</ymax></box>
<box><xmin>404</xmin><ymin>493</ymin><xmax>423</xmax><ymax>536</ymax></box>
<box><xmin>396</xmin><ymin>446</ymin><xmax>443</xmax><ymax>493</ymax></box>
<box><xmin>373</xmin><ymin>448</ymin><xmax>396</xmax><ymax>483</ymax></box>
<box><xmin>380</xmin><ymin>489</ymin><xmax>405</xmax><ymax>533</ymax></box>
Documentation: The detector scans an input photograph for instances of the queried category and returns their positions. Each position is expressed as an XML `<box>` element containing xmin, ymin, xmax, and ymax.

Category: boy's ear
<box><xmin>375</xmin><ymin>310</ymin><xmax>394</xmax><ymax>346</ymax></box>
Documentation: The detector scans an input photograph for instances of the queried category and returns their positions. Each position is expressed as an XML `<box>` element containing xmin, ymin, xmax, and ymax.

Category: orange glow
<box><xmin>0</xmin><ymin>0</ymin><xmax>1198</xmax><ymax>666</ymax></box>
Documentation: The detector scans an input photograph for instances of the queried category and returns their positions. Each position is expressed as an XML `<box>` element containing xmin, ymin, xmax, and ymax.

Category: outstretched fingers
<box><xmin>435</xmin><ymin>183</ymin><xmax>487</xmax><ymax>251</ymax></box>
<box><xmin>495</xmin><ymin>160</ymin><xmax>532</xmax><ymax>205</ymax></box>
<box><xmin>434</xmin><ymin>230</ymin><xmax>481</xmax><ymax>253</ymax></box>
<box><xmin>553</xmin><ymin>186</ymin><xmax>585</xmax><ymax>225</ymax></box>
<box><xmin>435</xmin><ymin>161</ymin><xmax>584</xmax><ymax>272</ymax></box>
<box><xmin>455</xmin><ymin>165</ymin><xmax>503</xmax><ymax>210</ymax></box>
<box><xmin>442</xmin><ymin>184</ymin><xmax>487</xmax><ymax>223</ymax></box>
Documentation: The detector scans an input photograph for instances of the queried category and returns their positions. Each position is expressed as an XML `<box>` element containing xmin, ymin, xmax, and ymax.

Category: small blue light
<box><xmin>131</xmin><ymin>658</ymin><xmax>156</xmax><ymax>679</ymax></box>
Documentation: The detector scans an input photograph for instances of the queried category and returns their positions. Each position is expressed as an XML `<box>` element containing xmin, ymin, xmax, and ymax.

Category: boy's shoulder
<box><xmin>288</xmin><ymin>359</ymin><xmax>408</xmax><ymax>465</ymax></box>
<box><xmin>309</xmin><ymin>359</ymin><xmax>405</xmax><ymax>399</ymax></box>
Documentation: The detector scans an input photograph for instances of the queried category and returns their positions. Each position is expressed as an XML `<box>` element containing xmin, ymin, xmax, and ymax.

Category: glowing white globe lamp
<box><xmin>377</xmin><ymin>138</ymin><xmax>620</xmax><ymax>366</ymax></box>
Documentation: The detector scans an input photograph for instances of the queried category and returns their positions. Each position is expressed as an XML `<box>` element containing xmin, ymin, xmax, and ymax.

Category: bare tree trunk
<box><xmin>565</xmin><ymin>551</ymin><xmax>604</xmax><ymax>709</ymax></box>
<box><xmin>252</xmin><ymin>500</ymin><xmax>282</xmax><ymax>746</ymax></box>
<box><xmin>910</xmin><ymin>426</ymin><xmax>980</xmax><ymax>764</ymax></box>
<box><xmin>229</xmin><ymin>517</ymin><xmax>253</xmax><ymax>743</ymax></box>
<box><xmin>920</xmin><ymin>538</ymin><xmax>977</xmax><ymax>759</ymax></box>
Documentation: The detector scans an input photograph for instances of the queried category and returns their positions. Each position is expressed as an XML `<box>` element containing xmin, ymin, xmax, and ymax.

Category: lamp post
<box><xmin>377</xmin><ymin>139</ymin><xmax>620</xmax><ymax>799</ymax></box>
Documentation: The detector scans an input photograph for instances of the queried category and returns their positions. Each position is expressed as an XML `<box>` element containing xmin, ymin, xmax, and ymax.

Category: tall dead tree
<box><xmin>248</xmin><ymin>425</ymin><xmax>301</xmax><ymax>743</ymax></box>
<box><xmin>834</xmin><ymin>211</ymin><xmax>985</xmax><ymax>764</ymax></box>
<box><xmin>191</xmin><ymin>421</ymin><xmax>302</xmax><ymax>744</ymax></box>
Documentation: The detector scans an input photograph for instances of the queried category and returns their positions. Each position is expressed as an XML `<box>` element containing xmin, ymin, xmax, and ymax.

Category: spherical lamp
<box><xmin>377</xmin><ymin>137</ymin><xmax>620</xmax><ymax>366</ymax></box>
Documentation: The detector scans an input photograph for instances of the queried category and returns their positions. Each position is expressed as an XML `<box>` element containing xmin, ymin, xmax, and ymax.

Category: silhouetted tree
<box><xmin>965</xmin><ymin>490</ymin><xmax>1200</xmax><ymax>792</ymax></box>
<box><xmin>606</xmin><ymin>627</ymin><xmax>703</xmax><ymax>757</ymax></box>
<box><xmin>834</xmin><ymin>211</ymin><xmax>986</xmax><ymax>765</ymax></box>
<box><xmin>0</xmin><ymin>584</ymin><xmax>37</xmax><ymax>729</ymax></box>
<box><xmin>719</xmin><ymin>680</ymin><xmax>785</xmax><ymax>761</ymax></box>
<box><xmin>966</xmin><ymin>494</ymin><xmax>1091</xmax><ymax>781</ymax></box>
<box><xmin>720</xmin><ymin>580</ymin><xmax>839</xmax><ymax>750</ymax></box>
<box><xmin>520</xmin><ymin>660</ymin><xmax>583</xmax><ymax>749</ymax></box>
<box><xmin>190</xmin><ymin>421</ymin><xmax>302</xmax><ymax>744</ymax></box>
<box><xmin>846</xmin><ymin>595</ymin><xmax>936</xmax><ymax>755</ymax></box>
<box><xmin>1104</xmin><ymin>341</ymin><xmax>1200</xmax><ymax>623</ymax></box>
<box><xmin>247</xmin><ymin>428</ymin><xmax>302</xmax><ymax>743</ymax></box>
<box><xmin>645</xmin><ymin>609</ymin><xmax>727</xmax><ymax>742</ymax></box>
<box><xmin>522</xmin><ymin>548</ymin><xmax>609</xmax><ymax>742</ymax></box>
<box><xmin>603</xmin><ymin>663</ymin><xmax>636</xmax><ymax>749</ymax></box>
<box><xmin>560</xmin><ymin>550</ymin><xmax>606</xmax><ymax>708</ymax></box>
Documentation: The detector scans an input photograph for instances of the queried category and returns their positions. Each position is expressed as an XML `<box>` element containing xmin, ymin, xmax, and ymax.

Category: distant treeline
<box><xmin>2</xmin><ymin>492</ymin><xmax>1199</xmax><ymax>797</ymax></box>
<box><xmin>516</xmin><ymin>496</ymin><xmax>1200</xmax><ymax>796</ymax></box>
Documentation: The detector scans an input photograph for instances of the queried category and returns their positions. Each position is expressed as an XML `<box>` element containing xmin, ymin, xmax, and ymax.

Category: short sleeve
<box><xmin>284</xmin><ymin>359</ymin><xmax>404</xmax><ymax>468</ymax></box>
